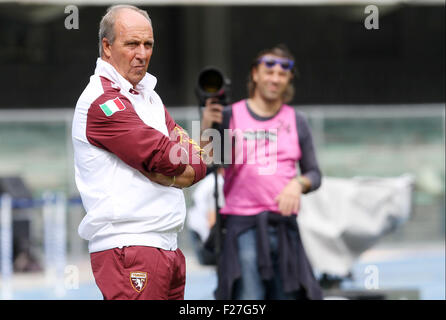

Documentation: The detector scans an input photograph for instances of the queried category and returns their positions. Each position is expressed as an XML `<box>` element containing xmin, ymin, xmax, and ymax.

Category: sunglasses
<box><xmin>257</xmin><ymin>57</ymin><xmax>294</xmax><ymax>71</ymax></box>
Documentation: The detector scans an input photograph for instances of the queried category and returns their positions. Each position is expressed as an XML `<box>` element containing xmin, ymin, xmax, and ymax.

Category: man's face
<box><xmin>252</xmin><ymin>54</ymin><xmax>293</xmax><ymax>103</ymax></box>
<box><xmin>103</xmin><ymin>9</ymin><xmax>154</xmax><ymax>87</ymax></box>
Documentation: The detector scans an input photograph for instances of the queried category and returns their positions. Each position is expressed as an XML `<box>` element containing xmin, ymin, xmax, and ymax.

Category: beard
<box><xmin>259</xmin><ymin>86</ymin><xmax>285</xmax><ymax>103</ymax></box>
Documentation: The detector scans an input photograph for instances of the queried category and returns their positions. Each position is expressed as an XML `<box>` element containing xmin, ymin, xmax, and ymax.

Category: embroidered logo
<box><xmin>130</xmin><ymin>271</ymin><xmax>147</xmax><ymax>293</ymax></box>
<box><xmin>99</xmin><ymin>97</ymin><xmax>126</xmax><ymax>116</ymax></box>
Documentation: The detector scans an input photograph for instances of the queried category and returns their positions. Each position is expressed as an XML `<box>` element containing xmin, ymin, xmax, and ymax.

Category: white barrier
<box><xmin>42</xmin><ymin>192</ymin><xmax>67</xmax><ymax>297</ymax></box>
<box><xmin>53</xmin><ymin>193</ymin><xmax>67</xmax><ymax>297</ymax></box>
<box><xmin>0</xmin><ymin>192</ymin><xmax>67</xmax><ymax>300</ymax></box>
<box><xmin>0</xmin><ymin>194</ymin><xmax>13</xmax><ymax>300</ymax></box>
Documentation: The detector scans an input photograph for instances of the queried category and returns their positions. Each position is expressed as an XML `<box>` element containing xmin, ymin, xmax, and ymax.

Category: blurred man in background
<box><xmin>200</xmin><ymin>44</ymin><xmax>323</xmax><ymax>300</ymax></box>
<box><xmin>72</xmin><ymin>5</ymin><xmax>206</xmax><ymax>300</ymax></box>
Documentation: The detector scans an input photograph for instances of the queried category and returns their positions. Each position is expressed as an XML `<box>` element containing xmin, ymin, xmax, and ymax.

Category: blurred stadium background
<box><xmin>0</xmin><ymin>0</ymin><xmax>444</xmax><ymax>300</ymax></box>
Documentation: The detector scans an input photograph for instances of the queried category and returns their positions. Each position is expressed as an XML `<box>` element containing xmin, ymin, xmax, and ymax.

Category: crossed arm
<box><xmin>86</xmin><ymin>94</ymin><xmax>206</xmax><ymax>188</ymax></box>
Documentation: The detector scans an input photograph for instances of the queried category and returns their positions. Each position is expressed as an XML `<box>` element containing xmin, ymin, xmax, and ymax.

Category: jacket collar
<box><xmin>94</xmin><ymin>58</ymin><xmax>157</xmax><ymax>94</ymax></box>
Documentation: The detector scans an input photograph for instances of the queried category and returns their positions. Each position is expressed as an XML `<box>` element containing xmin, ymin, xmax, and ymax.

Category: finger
<box><xmin>205</xmin><ymin>97</ymin><xmax>217</xmax><ymax>106</ymax></box>
<box><xmin>205</xmin><ymin>98</ymin><xmax>224</xmax><ymax>108</ymax></box>
<box><xmin>203</xmin><ymin>107</ymin><xmax>223</xmax><ymax>120</ymax></box>
<box><xmin>281</xmin><ymin>207</ymin><xmax>291</xmax><ymax>216</ymax></box>
<box><xmin>279</xmin><ymin>198</ymin><xmax>291</xmax><ymax>216</ymax></box>
<box><xmin>293</xmin><ymin>199</ymin><xmax>300</xmax><ymax>214</ymax></box>
<box><xmin>140</xmin><ymin>170</ymin><xmax>153</xmax><ymax>179</ymax></box>
<box><xmin>282</xmin><ymin>201</ymin><xmax>292</xmax><ymax>216</ymax></box>
<box><xmin>207</xmin><ymin>105</ymin><xmax>224</xmax><ymax>115</ymax></box>
<box><xmin>202</xmin><ymin>111</ymin><xmax>222</xmax><ymax>130</ymax></box>
<box><xmin>285</xmin><ymin>198</ymin><xmax>298</xmax><ymax>215</ymax></box>
<box><xmin>211</xmin><ymin>113</ymin><xmax>223</xmax><ymax>124</ymax></box>
<box><xmin>285</xmin><ymin>198</ymin><xmax>298</xmax><ymax>216</ymax></box>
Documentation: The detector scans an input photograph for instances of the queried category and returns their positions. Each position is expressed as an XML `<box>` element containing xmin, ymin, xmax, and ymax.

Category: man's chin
<box><xmin>264</xmin><ymin>93</ymin><xmax>282</xmax><ymax>102</ymax></box>
<box><xmin>129</xmin><ymin>74</ymin><xmax>146</xmax><ymax>86</ymax></box>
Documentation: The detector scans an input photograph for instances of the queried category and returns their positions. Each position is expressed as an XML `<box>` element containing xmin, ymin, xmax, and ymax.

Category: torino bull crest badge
<box><xmin>130</xmin><ymin>271</ymin><xmax>147</xmax><ymax>293</ymax></box>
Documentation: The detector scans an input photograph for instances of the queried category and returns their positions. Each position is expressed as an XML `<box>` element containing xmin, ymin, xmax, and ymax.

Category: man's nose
<box><xmin>135</xmin><ymin>44</ymin><xmax>148</xmax><ymax>59</ymax></box>
<box><xmin>270</xmin><ymin>70</ymin><xmax>282</xmax><ymax>83</ymax></box>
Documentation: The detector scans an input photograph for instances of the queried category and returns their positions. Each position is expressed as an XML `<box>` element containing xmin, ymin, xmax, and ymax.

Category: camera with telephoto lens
<box><xmin>194</xmin><ymin>67</ymin><xmax>230</xmax><ymax>259</ymax></box>
<box><xmin>195</xmin><ymin>66</ymin><xmax>231</xmax><ymax>107</ymax></box>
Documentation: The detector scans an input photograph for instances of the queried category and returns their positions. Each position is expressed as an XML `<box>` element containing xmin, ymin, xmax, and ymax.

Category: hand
<box><xmin>140</xmin><ymin>170</ymin><xmax>176</xmax><ymax>187</ymax></box>
<box><xmin>274</xmin><ymin>178</ymin><xmax>302</xmax><ymax>216</ymax></box>
<box><xmin>207</xmin><ymin>210</ymin><xmax>216</xmax><ymax>229</ymax></box>
<box><xmin>139</xmin><ymin>165</ymin><xmax>196</xmax><ymax>189</ymax></box>
<box><xmin>200</xmin><ymin>98</ymin><xmax>224</xmax><ymax>162</ymax></box>
<box><xmin>201</xmin><ymin>98</ymin><xmax>224</xmax><ymax>131</ymax></box>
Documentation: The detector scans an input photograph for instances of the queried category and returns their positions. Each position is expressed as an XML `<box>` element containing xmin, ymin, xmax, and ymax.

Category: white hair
<box><xmin>98</xmin><ymin>5</ymin><xmax>152</xmax><ymax>57</ymax></box>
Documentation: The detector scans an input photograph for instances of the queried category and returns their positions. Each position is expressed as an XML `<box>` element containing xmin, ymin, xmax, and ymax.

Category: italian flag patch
<box><xmin>99</xmin><ymin>97</ymin><xmax>126</xmax><ymax>116</ymax></box>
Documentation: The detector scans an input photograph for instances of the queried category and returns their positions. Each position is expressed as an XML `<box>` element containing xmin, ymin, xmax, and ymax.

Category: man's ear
<box><xmin>102</xmin><ymin>38</ymin><xmax>112</xmax><ymax>59</ymax></box>
<box><xmin>251</xmin><ymin>67</ymin><xmax>259</xmax><ymax>83</ymax></box>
